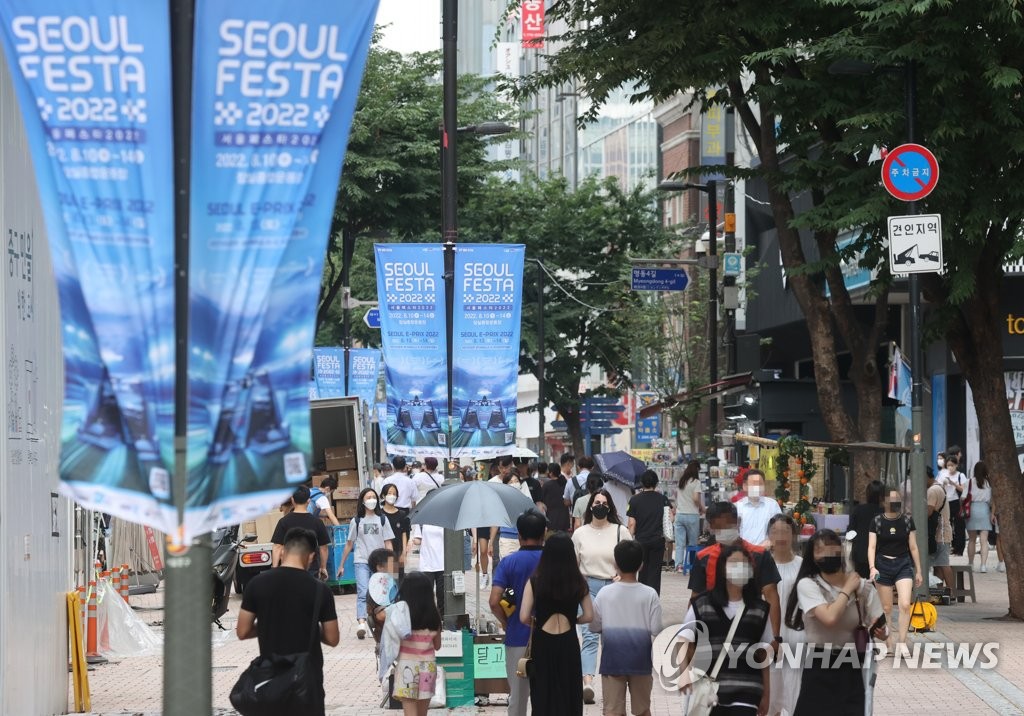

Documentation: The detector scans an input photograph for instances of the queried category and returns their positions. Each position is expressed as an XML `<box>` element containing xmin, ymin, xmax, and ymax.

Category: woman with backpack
<box><xmin>867</xmin><ymin>489</ymin><xmax>921</xmax><ymax>656</ymax></box>
<box><xmin>338</xmin><ymin>487</ymin><xmax>395</xmax><ymax>640</ymax></box>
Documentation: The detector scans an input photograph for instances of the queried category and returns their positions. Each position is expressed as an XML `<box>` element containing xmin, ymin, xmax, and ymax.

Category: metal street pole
<box><xmin>341</xmin><ymin>231</ymin><xmax>355</xmax><ymax>396</ymax></box>
<box><xmin>165</xmin><ymin>1</ymin><xmax>212</xmax><ymax>714</ymax></box>
<box><xmin>440</xmin><ymin>0</ymin><xmax>466</xmax><ymax>629</ymax></box>
<box><xmin>906</xmin><ymin>61</ymin><xmax>929</xmax><ymax>599</ymax></box>
<box><xmin>707</xmin><ymin>181</ymin><xmax>719</xmax><ymax>460</ymax></box>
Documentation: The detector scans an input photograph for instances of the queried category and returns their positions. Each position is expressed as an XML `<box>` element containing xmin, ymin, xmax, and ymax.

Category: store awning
<box><xmin>732</xmin><ymin>434</ymin><xmax>911</xmax><ymax>453</ymax></box>
<box><xmin>637</xmin><ymin>373</ymin><xmax>753</xmax><ymax>419</ymax></box>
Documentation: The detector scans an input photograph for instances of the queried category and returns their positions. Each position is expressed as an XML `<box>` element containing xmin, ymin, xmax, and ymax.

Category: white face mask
<box><xmin>748</xmin><ymin>485</ymin><xmax>762</xmax><ymax>500</ymax></box>
<box><xmin>726</xmin><ymin>562</ymin><xmax>754</xmax><ymax>586</ymax></box>
<box><xmin>714</xmin><ymin>528</ymin><xmax>740</xmax><ymax>544</ymax></box>
<box><xmin>364</xmin><ymin>499</ymin><xmax>378</xmax><ymax>511</ymax></box>
<box><xmin>937</xmin><ymin>458</ymin><xmax>945</xmax><ymax>468</ymax></box>
<box><xmin>385</xmin><ymin>494</ymin><xmax>397</xmax><ymax>505</ymax></box>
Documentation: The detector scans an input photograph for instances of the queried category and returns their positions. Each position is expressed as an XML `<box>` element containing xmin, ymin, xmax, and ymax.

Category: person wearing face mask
<box><xmin>767</xmin><ymin>514</ymin><xmax>802</xmax><ymax>716</ymax></box>
<box><xmin>571</xmin><ymin>489</ymin><xmax>627</xmax><ymax>704</ymax></box>
<box><xmin>867</xmin><ymin>490</ymin><xmax>922</xmax><ymax>655</ymax></box>
<box><xmin>338</xmin><ymin>488</ymin><xmax>395</xmax><ymax>640</ymax></box>
<box><xmin>677</xmin><ymin>545</ymin><xmax>772</xmax><ymax>716</ymax></box>
<box><xmin>736</xmin><ymin>469</ymin><xmax>782</xmax><ymax>546</ymax></box>
<box><xmin>786</xmin><ymin>530</ymin><xmax>885</xmax><ymax>715</ymax></box>
<box><xmin>689</xmin><ymin>502</ymin><xmax>784</xmax><ymax>655</ymax></box>
<box><xmin>380</xmin><ymin>483</ymin><xmax>411</xmax><ymax>574</ymax></box>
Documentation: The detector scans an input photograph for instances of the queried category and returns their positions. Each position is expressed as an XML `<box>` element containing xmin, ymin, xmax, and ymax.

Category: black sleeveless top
<box><xmin>531</xmin><ymin>580</ymin><xmax>581</xmax><ymax>628</ymax></box>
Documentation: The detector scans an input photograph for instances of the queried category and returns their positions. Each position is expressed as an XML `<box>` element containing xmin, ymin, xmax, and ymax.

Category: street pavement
<box><xmin>79</xmin><ymin>550</ymin><xmax>1024</xmax><ymax>715</ymax></box>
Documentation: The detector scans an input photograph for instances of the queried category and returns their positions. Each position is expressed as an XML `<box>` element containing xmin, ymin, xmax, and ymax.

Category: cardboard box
<box><xmin>311</xmin><ymin>472</ymin><xmax>330</xmax><ymax>488</ymax></box>
<box><xmin>336</xmin><ymin>486</ymin><xmax>361</xmax><ymax>500</ymax></box>
<box><xmin>332</xmin><ymin>469</ymin><xmax>359</xmax><ymax>487</ymax></box>
<box><xmin>334</xmin><ymin>498</ymin><xmax>359</xmax><ymax>520</ymax></box>
<box><xmin>240</xmin><ymin>520</ymin><xmax>258</xmax><ymax>539</ymax></box>
<box><xmin>325</xmin><ymin>445</ymin><xmax>357</xmax><ymax>471</ymax></box>
<box><xmin>254</xmin><ymin>511</ymin><xmax>284</xmax><ymax>543</ymax></box>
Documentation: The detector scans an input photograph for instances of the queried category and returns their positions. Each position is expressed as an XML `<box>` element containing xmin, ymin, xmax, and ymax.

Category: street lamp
<box><xmin>440</xmin><ymin>0</ymin><xmax>514</xmax><ymax>629</ymax></box>
<box><xmin>657</xmin><ymin>180</ymin><xmax>719</xmax><ymax>459</ymax></box>
<box><xmin>829</xmin><ymin>58</ymin><xmax>929</xmax><ymax>598</ymax></box>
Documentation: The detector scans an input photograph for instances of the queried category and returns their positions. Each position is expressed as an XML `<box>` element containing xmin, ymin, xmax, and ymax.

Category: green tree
<box><xmin>504</xmin><ymin>0</ymin><xmax>1024</xmax><ymax>616</ymax></box>
<box><xmin>462</xmin><ymin>174</ymin><xmax>674</xmax><ymax>456</ymax></box>
<box><xmin>317</xmin><ymin>39</ymin><xmax>516</xmax><ymax>346</ymax></box>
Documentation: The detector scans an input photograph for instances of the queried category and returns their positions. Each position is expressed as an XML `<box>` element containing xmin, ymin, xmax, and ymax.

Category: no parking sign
<box><xmin>881</xmin><ymin>144</ymin><xmax>939</xmax><ymax>201</ymax></box>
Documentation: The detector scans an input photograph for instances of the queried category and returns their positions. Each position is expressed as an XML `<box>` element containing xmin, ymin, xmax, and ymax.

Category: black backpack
<box><xmin>572</xmin><ymin>474</ymin><xmax>602</xmax><ymax>505</ymax></box>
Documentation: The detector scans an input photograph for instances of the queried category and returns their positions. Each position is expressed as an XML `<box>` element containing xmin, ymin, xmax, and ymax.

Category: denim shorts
<box><xmin>876</xmin><ymin>554</ymin><xmax>914</xmax><ymax>586</ymax></box>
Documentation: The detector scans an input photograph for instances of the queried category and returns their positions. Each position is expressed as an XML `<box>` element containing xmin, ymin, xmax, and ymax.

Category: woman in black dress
<box><xmin>849</xmin><ymin>480</ymin><xmax>885</xmax><ymax>578</ymax></box>
<box><xmin>519</xmin><ymin>532</ymin><xmax>592</xmax><ymax>716</ymax></box>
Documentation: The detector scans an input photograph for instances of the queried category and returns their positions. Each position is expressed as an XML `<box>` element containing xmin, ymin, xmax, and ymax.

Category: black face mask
<box><xmin>816</xmin><ymin>556</ymin><xmax>843</xmax><ymax>574</ymax></box>
<box><xmin>591</xmin><ymin>504</ymin><xmax>610</xmax><ymax>520</ymax></box>
<box><xmin>889</xmin><ymin>502</ymin><xmax>902</xmax><ymax>513</ymax></box>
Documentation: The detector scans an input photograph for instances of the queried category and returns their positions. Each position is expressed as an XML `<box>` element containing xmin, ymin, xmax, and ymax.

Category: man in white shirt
<box><xmin>562</xmin><ymin>455</ymin><xmax>592</xmax><ymax>506</ymax></box>
<box><xmin>941</xmin><ymin>455</ymin><xmax>967</xmax><ymax>555</ymax></box>
<box><xmin>412</xmin><ymin>456</ymin><xmax>443</xmax><ymax>502</ymax></box>
<box><xmin>381</xmin><ymin>456</ymin><xmax>417</xmax><ymax>509</ymax></box>
<box><xmin>736</xmin><ymin>469</ymin><xmax>781</xmax><ymax>545</ymax></box>
<box><xmin>409</xmin><ymin>523</ymin><xmax>446</xmax><ymax>616</ymax></box>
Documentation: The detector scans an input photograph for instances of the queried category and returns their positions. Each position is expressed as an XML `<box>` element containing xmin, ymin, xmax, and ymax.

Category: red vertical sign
<box><xmin>521</xmin><ymin>1</ymin><xmax>545</xmax><ymax>48</ymax></box>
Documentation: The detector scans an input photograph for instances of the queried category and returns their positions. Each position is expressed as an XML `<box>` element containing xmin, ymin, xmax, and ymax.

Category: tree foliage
<box><xmin>505</xmin><ymin>0</ymin><xmax>1024</xmax><ymax>616</ymax></box>
<box><xmin>317</xmin><ymin>38</ymin><xmax>517</xmax><ymax>346</ymax></box>
<box><xmin>461</xmin><ymin>174</ymin><xmax>676</xmax><ymax>455</ymax></box>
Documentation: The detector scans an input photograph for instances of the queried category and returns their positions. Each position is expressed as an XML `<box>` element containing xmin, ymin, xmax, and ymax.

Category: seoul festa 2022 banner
<box><xmin>313</xmin><ymin>347</ymin><xmax>380</xmax><ymax>407</ymax></box>
<box><xmin>375</xmin><ymin>244</ymin><xmax>447</xmax><ymax>458</ymax></box>
<box><xmin>0</xmin><ymin>2</ymin><xmax>177</xmax><ymax>529</ymax></box>
<box><xmin>375</xmin><ymin>243</ymin><xmax>525</xmax><ymax>459</ymax></box>
<box><xmin>452</xmin><ymin>244</ymin><xmax>524</xmax><ymax>458</ymax></box>
<box><xmin>186</xmin><ymin>0</ymin><xmax>378</xmax><ymax>537</ymax></box>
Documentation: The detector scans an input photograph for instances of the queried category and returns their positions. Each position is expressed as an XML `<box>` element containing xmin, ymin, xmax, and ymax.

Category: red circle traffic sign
<box><xmin>881</xmin><ymin>143</ymin><xmax>939</xmax><ymax>201</ymax></box>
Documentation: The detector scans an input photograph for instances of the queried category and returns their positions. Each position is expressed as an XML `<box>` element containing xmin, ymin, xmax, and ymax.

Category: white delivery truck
<box><xmin>234</xmin><ymin>396</ymin><xmax>371</xmax><ymax>592</ymax></box>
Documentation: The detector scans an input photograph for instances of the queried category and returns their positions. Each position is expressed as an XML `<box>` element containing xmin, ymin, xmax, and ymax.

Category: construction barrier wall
<box><xmin>0</xmin><ymin>50</ymin><xmax>73</xmax><ymax>715</ymax></box>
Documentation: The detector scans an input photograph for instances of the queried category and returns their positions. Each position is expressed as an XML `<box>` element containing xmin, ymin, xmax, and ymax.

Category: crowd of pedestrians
<box><xmin>236</xmin><ymin>450</ymin><xmax>1007</xmax><ymax>716</ymax></box>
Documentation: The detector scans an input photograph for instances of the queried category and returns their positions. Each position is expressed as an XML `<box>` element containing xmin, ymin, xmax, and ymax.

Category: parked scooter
<box><xmin>212</xmin><ymin>525</ymin><xmax>256</xmax><ymax>628</ymax></box>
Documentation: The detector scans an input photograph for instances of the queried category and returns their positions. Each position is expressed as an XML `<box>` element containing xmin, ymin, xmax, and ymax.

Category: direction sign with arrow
<box><xmin>363</xmin><ymin>307</ymin><xmax>381</xmax><ymax>329</ymax></box>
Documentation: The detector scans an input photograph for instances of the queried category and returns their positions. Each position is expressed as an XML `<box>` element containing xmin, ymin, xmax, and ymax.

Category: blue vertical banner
<box><xmin>451</xmin><ymin>244</ymin><xmax>525</xmax><ymax>458</ymax></box>
<box><xmin>313</xmin><ymin>347</ymin><xmax>345</xmax><ymax>398</ymax></box>
<box><xmin>0</xmin><ymin>2</ymin><xmax>177</xmax><ymax>529</ymax></box>
<box><xmin>348</xmin><ymin>347</ymin><xmax>381</xmax><ymax>408</ymax></box>
<box><xmin>185</xmin><ymin>0</ymin><xmax>379</xmax><ymax>537</ymax></box>
<box><xmin>374</xmin><ymin>244</ymin><xmax>447</xmax><ymax>457</ymax></box>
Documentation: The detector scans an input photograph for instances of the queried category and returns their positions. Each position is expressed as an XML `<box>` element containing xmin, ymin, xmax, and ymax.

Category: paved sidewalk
<box><xmin>79</xmin><ymin>552</ymin><xmax>1024</xmax><ymax>715</ymax></box>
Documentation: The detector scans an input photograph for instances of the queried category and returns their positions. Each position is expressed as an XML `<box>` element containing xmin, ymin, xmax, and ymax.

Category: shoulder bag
<box><xmin>515</xmin><ymin>617</ymin><xmax>535</xmax><ymax>678</ymax></box>
<box><xmin>960</xmin><ymin>478</ymin><xmax>973</xmax><ymax>520</ymax></box>
<box><xmin>685</xmin><ymin>603</ymin><xmax>746</xmax><ymax>716</ymax></box>
<box><xmin>230</xmin><ymin>583</ymin><xmax>325</xmax><ymax>716</ymax></box>
<box><xmin>662</xmin><ymin>493</ymin><xmax>674</xmax><ymax>540</ymax></box>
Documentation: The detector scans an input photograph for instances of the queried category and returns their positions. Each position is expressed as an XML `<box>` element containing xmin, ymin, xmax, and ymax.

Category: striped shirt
<box><xmin>398</xmin><ymin>629</ymin><xmax>437</xmax><ymax>659</ymax></box>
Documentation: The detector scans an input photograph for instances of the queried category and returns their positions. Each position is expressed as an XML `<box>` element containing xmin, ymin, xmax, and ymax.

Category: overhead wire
<box><xmin>535</xmin><ymin>259</ymin><xmax>628</xmax><ymax>313</ymax></box>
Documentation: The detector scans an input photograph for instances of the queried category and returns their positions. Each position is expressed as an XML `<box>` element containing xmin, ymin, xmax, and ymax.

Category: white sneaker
<box><xmin>356</xmin><ymin>620</ymin><xmax>367</xmax><ymax>639</ymax></box>
<box><xmin>479</xmin><ymin>573</ymin><xmax>489</xmax><ymax>589</ymax></box>
<box><xmin>998</xmin><ymin>562</ymin><xmax>1006</xmax><ymax>572</ymax></box>
<box><xmin>582</xmin><ymin>682</ymin><xmax>595</xmax><ymax>704</ymax></box>
<box><xmin>980</xmin><ymin>565</ymin><xmax>988</xmax><ymax>573</ymax></box>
